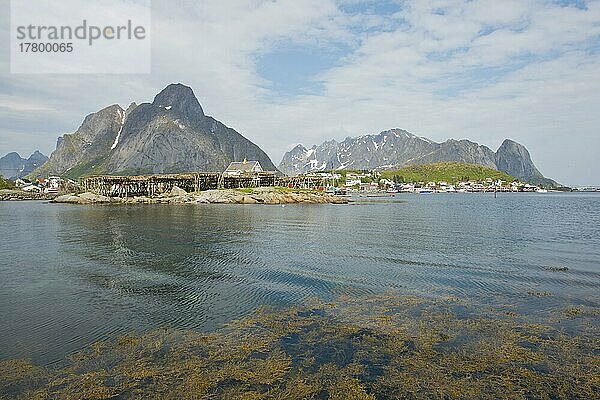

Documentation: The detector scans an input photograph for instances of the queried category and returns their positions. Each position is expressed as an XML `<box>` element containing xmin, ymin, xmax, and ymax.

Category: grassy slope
<box><xmin>0</xmin><ymin>175</ymin><xmax>15</xmax><ymax>189</ymax></box>
<box><xmin>380</xmin><ymin>162</ymin><xmax>517</xmax><ymax>184</ymax></box>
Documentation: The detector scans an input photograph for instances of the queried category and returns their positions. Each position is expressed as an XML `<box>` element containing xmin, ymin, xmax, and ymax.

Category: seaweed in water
<box><xmin>1</xmin><ymin>293</ymin><xmax>599</xmax><ymax>399</ymax></box>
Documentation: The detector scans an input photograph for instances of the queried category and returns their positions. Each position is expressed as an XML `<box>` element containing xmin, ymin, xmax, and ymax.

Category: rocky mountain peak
<box><xmin>152</xmin><ymin>83</ymin><xmax>204</xmax><ymax>119</ymax></box>
<box><xmin>29</xmin><ymin>83</ymin><xmax>277</xmax><ymax>178</ymax></box>
<box><xmin>279</xmin><ymin>129</ymin><xmax>557</xmax><ymax>186</ymax></box>
<box><xmin>494</xmin><ymin>138</ymin><xmax>556</xmax><ymax>186</ymax></box>
<box><xmin>497</xmin><ymin>139</ymin><xmax>528</xmax><ymax>157</ymax></box>
<box><xmin>496</xmin><ymin>138</ymin><xmax>530</xmax><ymax>161</ymax></box>
<box><xmin>76</xmin><ymin>105</ymin><xmax>124</xmax><ymax>142</ymax></box>
<box><xmin>27</xmin><ymin>150</ymin><xmax>48</xmax><ymax>163</ymax></box>
<box><xmin>2</xmin><ymin>152</ymin><xmax>21</xmax><ymax>163</ymax></box>
<box><xmin>382</xmin><ymin>128</ymin><xmax>414</xmax><ymax>138</ymax></box>
<box><xmin>501</xmin><ymin>138</ymin><xmax>516</xmax><ymax>145</ymax></box>
<box><xmin>125</xmin><ymin>102</ymin><xmax>138</xmax><ymax>114</ymax></box>
<box><xmin>0</xmin><ymin>150</ymin><xmax>48</xmax><ymax>180</ymax></box>
<box><xmin>92</xmin><ymin>104</ymin><xmax>123</xmax><ymax>120</ymax></box>
<box><xmin>290</xmin><ymin>144</ymin><xmax>307</xmax><ymax>152</ymax></box>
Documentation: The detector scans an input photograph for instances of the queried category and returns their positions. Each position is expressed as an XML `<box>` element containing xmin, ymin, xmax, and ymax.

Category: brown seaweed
<box><xmin>1</xmin><ymin>293</ymin><xmax>598</xmax><ymax>399</ymax></box>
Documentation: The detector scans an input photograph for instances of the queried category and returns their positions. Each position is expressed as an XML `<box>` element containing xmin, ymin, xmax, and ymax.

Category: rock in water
<box><xmin>49</xmin><ymin>189</ymin><xmax>348</xmax><ymax>205</ymax></box>
<box><xmin>52</xmin><ymin>192</ymin><xmax>113</xmax><ymax>204</ymax></box>
<box><xmin>78</xmin><ymin>192</ymin><xmax>113</xmax><ymax>203</ymax></box>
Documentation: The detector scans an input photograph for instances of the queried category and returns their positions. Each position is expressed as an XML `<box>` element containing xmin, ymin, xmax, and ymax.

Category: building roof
<box><xmin>224</xmin><ymin>160</ymin><xmax>261</xmax><ymax>172</ymax></box>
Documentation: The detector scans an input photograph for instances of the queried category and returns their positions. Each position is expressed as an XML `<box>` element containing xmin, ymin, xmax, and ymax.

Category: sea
<box><xmin>1</xmin><ymin>192</ymin><xmax>599</xmax><ymax>366</ymax></box>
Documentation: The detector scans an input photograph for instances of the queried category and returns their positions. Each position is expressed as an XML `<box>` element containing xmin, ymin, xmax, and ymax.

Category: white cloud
<box><xmin>0</xmin><ymin>95</ymin><xmax>55</xmax><ymax>112</ymax></box>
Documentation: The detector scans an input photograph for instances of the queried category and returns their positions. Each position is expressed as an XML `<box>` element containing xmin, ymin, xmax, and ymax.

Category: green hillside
<box><xmin>380</xmin><ymin>162</ymin><xmax>517</xmax><ymax>184</ymax></box>
<box><xmin>0</xmin><ymin>175</ymin><xmax>15</xmax><ymax>189</ymax></box>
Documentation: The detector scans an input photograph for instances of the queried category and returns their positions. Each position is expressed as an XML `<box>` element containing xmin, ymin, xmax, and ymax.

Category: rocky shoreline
<box><xmin>51</xmin><ymin>188</ymin><xmax>349</xmax><ymax>205</ymax></box>
<box><xmin>0</xmin><ymin>189</ymin><xmax>57</xmax><ymax>201</ymax></box>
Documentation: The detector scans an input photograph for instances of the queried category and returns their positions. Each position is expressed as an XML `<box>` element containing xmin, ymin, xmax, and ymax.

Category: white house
<box><xmin>222</xmin><ymin>160</ymin><xmax>263</xmax><ymax>177</ymax></box>
<box><xmin>22</xmin><ymin>184</ymin><xmax>41</xmax><ymax>192</ymax></box>
<box><xmin>345</xmin><ymin>178</ymin><xmax>361</xmax><ymax>187</ymax></box>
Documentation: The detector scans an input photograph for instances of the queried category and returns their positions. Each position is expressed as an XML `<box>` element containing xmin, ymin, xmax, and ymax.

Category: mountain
<box><xmin>494</xmin><ymin>139</ymin><xmax>555</xmax><ymax>187</ymax></box>
<box><xmin>0</xmin><ymin>151</ymin><xmax>48</xmax><ymax>180</ymax></box>
<box><xmin>279</xmin><ymin>129</ymin><xmax>557</xmax><ymax>186</ymax></box>
<box><xmin>30</xmin><ymin>84</ymin><xmax>277</xmax><ymax>178</ymax></box>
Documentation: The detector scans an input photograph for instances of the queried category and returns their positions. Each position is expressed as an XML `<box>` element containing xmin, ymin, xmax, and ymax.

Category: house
<box><xmin>15</xmin><ymin>178</ymin><xmax>31</xmax><ymax>188</ymax></box>
<box><xmin>47</xmin><ymin>176</ymin><xmax>62</xmax><ymax>187</ymax></box>
<box><xmin>22</xmin><ymin>184</ymin><xmax>41</xmax><ymax>192</ymax></box>
<box><xmin>379</xmin><ymin>178</ymin><xmax>395</xmax><ymax>187</ymax></box>
<box><xmin>222</xmin><ymin>160</ymin><xmax>263</xmax><ymax>177</ymax></box>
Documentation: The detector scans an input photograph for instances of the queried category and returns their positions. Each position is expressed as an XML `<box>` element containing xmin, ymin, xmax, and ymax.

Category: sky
<box><xmin>0</xmin><ymin>0</ymin><xmax>599</xmax><ymax>185</ymax></box>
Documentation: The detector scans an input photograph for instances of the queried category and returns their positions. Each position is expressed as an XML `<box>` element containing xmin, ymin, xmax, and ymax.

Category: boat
<box><xmin>417</xmin><ymin>188</ymin><xmax>434</xmax><ymax>194</ymax></box>
<box><xmin>325</xmin><ymin>186</ymin><xmax>348</xmax><ymax>196</ymax></box>
<box><xmin>536</xmin><ymin>188</ymin><xmax>548</xmax><ymax>193</ymax></box>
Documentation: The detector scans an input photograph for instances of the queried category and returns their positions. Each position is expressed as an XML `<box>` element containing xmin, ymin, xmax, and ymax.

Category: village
<box><xmin>3</xmin><ymin>159</ymin><xmax>556</xmax><ymax>199</ymax></box>
<box><xmin>290</xmin><ymin>171</ymin><xmax>552</xmax><ymax>195</ymax></box>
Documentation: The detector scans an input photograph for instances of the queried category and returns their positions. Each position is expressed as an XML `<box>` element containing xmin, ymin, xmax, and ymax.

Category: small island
<box><xmin>52</xmin><ymin>187</ymin><xmax>349</xmax><ymax>205</ymax></box>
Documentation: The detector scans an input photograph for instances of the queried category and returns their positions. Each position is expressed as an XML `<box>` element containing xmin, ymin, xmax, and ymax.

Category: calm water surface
<box><xmin>1</xmin><ymin>192</ymin><xmax>599</xmax><ymax>365</ymax></box>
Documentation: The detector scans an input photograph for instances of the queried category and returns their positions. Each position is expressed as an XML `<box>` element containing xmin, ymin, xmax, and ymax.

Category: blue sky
<box><xmin>257</xmin><ymin>44</ymin><xmax>345</xmax><ymax>97</ymax></box>
<box><xmin>340</xmin><ymin>0</ymin><xmax>404</xmax><ymax>16</ymax></box>
<box><xmin>1</xmin><ymin>0</ymin><xmax>599</xmax><ymax>185</ymax></box>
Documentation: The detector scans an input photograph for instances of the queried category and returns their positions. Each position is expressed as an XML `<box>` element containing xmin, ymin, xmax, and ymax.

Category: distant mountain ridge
<box><xmin>0</xmin><ymin>151</ymin><xmax>48</xmax><ymax>180</ymax></box>
<box><xmin>279</xmin><ymin>129</ymin><xmax>557</xmax><ymax>186</ymax></box>
<box><xmin>29</xmin><ymin>83</ymin><xmax>277</xmax><ymax>178</ymax></box>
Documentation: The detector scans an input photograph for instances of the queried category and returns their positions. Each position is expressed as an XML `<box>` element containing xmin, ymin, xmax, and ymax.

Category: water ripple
<box><xmin>1</xmin><ymin>193</ymin><xmax>599</xmax><ymax>366</ymax></box>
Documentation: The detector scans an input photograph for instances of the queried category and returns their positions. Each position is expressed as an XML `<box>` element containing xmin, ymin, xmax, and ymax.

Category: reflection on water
<box><xmin>0</xmin><ymin>193</ymin><xmax>599</xmax><ymax>369</ymax></box>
